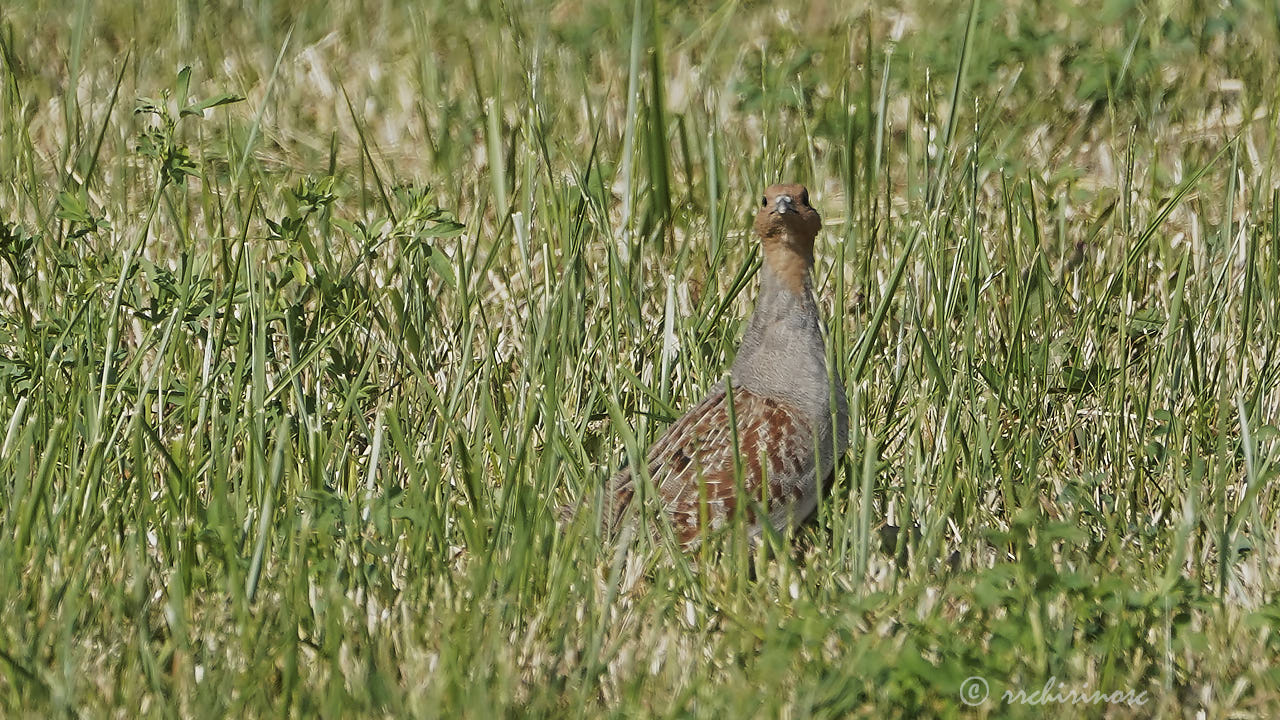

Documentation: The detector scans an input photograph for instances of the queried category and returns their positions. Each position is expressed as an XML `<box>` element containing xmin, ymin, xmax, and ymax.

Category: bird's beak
<box><xmin>775</xmin><ymin>195</ymin><xmax>794</xmax><ymax>214</ymax></box>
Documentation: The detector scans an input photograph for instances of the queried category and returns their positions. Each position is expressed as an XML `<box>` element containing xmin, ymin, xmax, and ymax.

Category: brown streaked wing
<box><xmin>610</xmin><ymin>384</ymin><xmax>816</xmax><ymax>544</ymax></box>
<box><xmin>605</xmin><ymin>386</ymin><xmax>730</xmax><ymax>530</ymax></box>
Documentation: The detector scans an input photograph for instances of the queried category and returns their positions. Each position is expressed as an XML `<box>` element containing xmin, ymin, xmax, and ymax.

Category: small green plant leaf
<box><xmin>180</xmin><ymin>93</ymin><xmax>246</xmax><ymax>118</ymax></box>
<box><xmin>175</xmin><ymin>66</ymin><xmax>192</xmax><ymax>105</ymax></box>
<box><xmin>426</xmin><ymin>246</ymin><xmax>456</xmax><ymax>288</ymax></box>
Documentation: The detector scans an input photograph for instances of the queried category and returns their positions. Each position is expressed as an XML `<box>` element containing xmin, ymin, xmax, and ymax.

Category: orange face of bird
<box><xmin>753</xmin><ymin>183</ymin><xmax>822</xmax><ymax>249</ymax></box>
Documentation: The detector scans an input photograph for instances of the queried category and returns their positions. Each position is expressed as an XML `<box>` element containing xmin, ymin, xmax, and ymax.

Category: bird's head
<box><xmin>753</xmin><ymin>183</ymin><xmax>822</xmax><ymax>258</ymax></box>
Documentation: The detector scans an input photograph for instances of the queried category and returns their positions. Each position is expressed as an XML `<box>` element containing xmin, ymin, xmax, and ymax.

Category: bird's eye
<box><xmin>761</xmin><ymin>195</ymin><xmax>768</xmax><ymax>207</ymax></box>
<box><xmin>799</xmin><ymin>189</ymin><xmax>809</xmax><ymax>206</ymax></box>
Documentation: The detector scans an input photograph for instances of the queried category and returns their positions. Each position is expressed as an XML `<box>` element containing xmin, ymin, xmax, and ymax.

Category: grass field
<box><xmin>2</xmin><ymin>0</ymin><xmax>1280</xmax><ymax>717</ymax></box>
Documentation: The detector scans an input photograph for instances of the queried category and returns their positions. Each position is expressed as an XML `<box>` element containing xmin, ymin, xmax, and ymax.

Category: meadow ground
<box><xmin>2</xmin><ymin>1</ymin><xmax>1280</xmax><ymax>717</ymax></box>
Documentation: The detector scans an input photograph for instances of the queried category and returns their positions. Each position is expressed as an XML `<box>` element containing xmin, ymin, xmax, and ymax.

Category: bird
<box><xmin>600</xmin><ymin>183</ymin><xmax>849</xmax><ymax>548</ymax></box>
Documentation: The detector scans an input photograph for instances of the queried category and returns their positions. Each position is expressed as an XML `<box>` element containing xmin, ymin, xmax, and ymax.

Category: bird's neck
<box><xmin>730</xmin><ymin>236</ymin><xmax>827</xmax><ymax>405</ymax></box>
<box><xmin>741</xmin><ymin>238</ymin><xmax>820</xmax><ymax>347</ymax></box>
<box><xmin>760</xmin><ymin>239</ymin><xmax>815</xmax><ymax>299</ymax></box>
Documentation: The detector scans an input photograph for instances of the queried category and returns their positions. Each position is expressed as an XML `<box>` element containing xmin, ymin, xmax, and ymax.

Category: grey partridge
<box><xmin>605</xmin><ymin>183</ymin><xmax>849</xmax><ymax>547</ymax></box>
